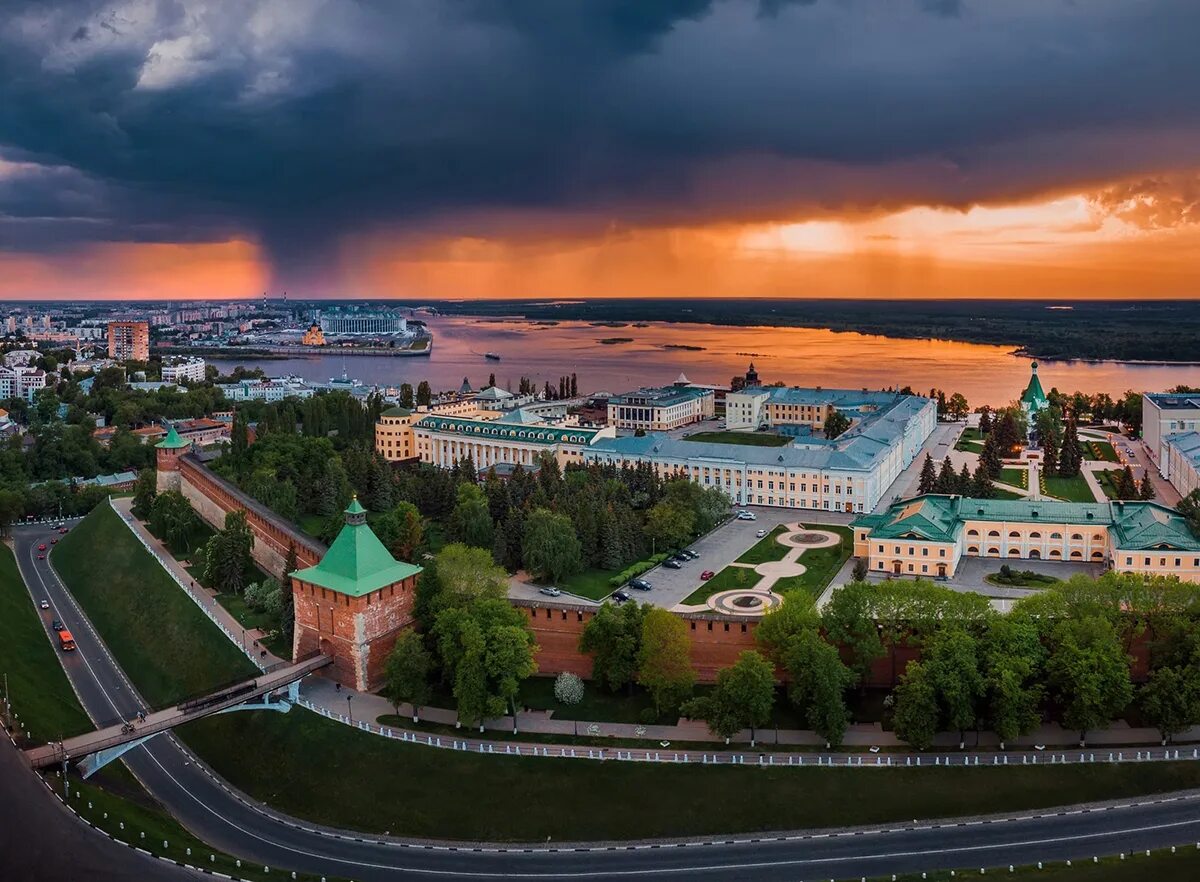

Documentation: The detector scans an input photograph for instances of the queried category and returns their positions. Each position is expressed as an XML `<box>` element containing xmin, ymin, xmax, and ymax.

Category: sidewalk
<box><xmin>299</xmin><ymin>674</ymin><xmax>1200</xmax><ymax>751</ymax></box>
<box><xmin>110</xmin><ymin>496</ymin><xmax>285</xmax><ymax>667</ymax></box>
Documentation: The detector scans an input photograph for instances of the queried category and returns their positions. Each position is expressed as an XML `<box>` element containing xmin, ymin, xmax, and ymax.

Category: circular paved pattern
<box><xmin>708</xmin><ymin>589</ymin><xmax>783</xmax><ymax>615</ymax></box>
<box><xmin>778</xmin><ymin>528</ymin><xmax>840</xmax><ymax>549</ymax></box>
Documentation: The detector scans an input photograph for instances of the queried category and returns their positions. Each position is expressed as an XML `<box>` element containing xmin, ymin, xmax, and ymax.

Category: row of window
<box><xmin>966</xmin><ymin>529</ymin><xmax>1104</xmax><ymax>541</ymax></box>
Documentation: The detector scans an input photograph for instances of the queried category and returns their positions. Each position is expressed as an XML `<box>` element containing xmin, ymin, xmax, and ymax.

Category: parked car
<box><xmin>663</xmin><ymin>559</ymin><xmax>682</xmax><ymax>569</ymax></box>
<box><xmin>39</xmin><ymin>599</ymin><xmax>50</xmax><ymax>610</ymax></box>
<box><xmin>58</xmin><ymin>527</ymin><xmax>68</xmax><ymax>534</ymax></box>
<box><xmin>669</xmin><ymin>554</ymin><xmax>688</xmax><ymax>564</ymax></box>
<box><xmin>700</xmin><ymin>570</ymin><xmax>715</xmax><ymax>580</ymax></box>
<box><xmin>736</xmin><ymin>511</ymin><xmax>757</xmax><ymax>521</ymax></box>
<box><xmin>629</xmin><ymin>579</ymin><xmax>652</xmax><ymax>591</ymax></box>
<box><xmin>756</xmin><ymin>529</ymin><xmax>768</xmax><ymax>538</ymax></box>
<box><xmin>51</xmin><ymin>620</ymin><xmax>64</xmax><ymax>632</ymax></box>
<box><xmin>611</xmin><ymin>589</ymin><xmax>631</xmax><ymax>603</ymax></box>
<box><xmin>681</xmin><ymin>550</ymin><xmax>700</xmax><ymax>560</ymax></box>
<box><xmin>538</xmin><ymin>586</ymin><xmax>561</xmax><ymax>597</ymax></box>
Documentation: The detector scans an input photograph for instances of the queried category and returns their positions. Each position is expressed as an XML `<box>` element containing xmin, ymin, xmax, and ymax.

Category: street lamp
<box><xmin>346</xmin><ymin>694</ymin><xmax>354</xmax><ymax>726</ymax></box>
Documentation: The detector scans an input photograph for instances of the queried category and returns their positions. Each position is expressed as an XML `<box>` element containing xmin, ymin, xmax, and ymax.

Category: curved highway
<box><xmin>13</xmin><ymin>522</ymin><xmax>1200</xmax><ymax>881</ymax></box>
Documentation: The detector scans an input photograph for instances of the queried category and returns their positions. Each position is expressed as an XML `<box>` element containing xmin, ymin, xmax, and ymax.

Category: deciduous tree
<box><xmin>521</xmin><ymin>507</ymin><xmax>582</xmax><ymax>583</ymax></box>
<box><xmin>682</xmin><ymin>650</ymin><xmax>775</xmax><ymax>743</ymax></box>
<box><xmin>637</xmin><ymin>607</ymin><xmax>695</xmax><ymax>716</ymax></box>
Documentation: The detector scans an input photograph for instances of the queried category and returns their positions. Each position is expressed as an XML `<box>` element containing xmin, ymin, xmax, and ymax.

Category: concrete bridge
<box><xmin>24</xmin><ymin>654</ymin><xmax>331</xmax><ymax>775</ymax></box>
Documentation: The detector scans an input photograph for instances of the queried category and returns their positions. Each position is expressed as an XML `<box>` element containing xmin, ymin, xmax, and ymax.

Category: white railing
<box><xmin>292</xmin><ymin>697</ymin><xmax>1200</xmax><ymax>770</ymax></box>
<box><xmin>108</xmin><ymin>498</ymin><xmax>266</xmax><ymax>672</ymax></box>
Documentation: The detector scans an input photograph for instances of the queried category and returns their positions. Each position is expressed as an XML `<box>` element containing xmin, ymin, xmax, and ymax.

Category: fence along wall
<box><xmin>176</xmin><ymin>455</ymin><xmax>325</xmax><ymax>579</ymax></box>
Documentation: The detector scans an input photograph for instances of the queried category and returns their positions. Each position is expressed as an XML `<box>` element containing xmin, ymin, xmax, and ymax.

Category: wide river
<box><xmin>209</xmin><ymin>316</ymin><xmax>1200</xmax><ymax>408</ymax></box>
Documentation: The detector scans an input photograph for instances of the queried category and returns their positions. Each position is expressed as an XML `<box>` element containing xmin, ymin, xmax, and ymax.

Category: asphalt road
<box><xmin>11</xmin><ymin>522</ymin><xmax>1200</xmax><ymax>881</ymax></box>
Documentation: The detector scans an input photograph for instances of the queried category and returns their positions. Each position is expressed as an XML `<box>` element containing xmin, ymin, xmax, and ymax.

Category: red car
<box><xmin>59</xmin><ymin>528</ymin><xmax>68</xmax><ymax>534</ymax></box>
<box><xmin>701</xmin><ymin>570</ymin><xmax>715</xmax><ymax>580</ymax></box>
<box><xmin>50</xmin><ymin>538</ymin><xmax>58</xmax><ymax>545</ymax></box>
<box><xmin>37</xmin><ymin>554</ymin><xmax>45</xmax><ymax>560</ymax></box>
<box><xmin>37</xmin><ymin>543</ymin><xmax>46</xmax><ymax>551</ymax></box>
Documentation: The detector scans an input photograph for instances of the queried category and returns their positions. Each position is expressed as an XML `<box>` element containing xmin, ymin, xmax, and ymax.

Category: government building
<box><xmin>584</xmin><ymin>390</ymin><xmax>935</xmax><ymax>513</ymax></box>
<box><xmin>854</xmin><ymin>495</ymin><xmax>1200</xmax><ymax>583</ymax></box>
<box><xmin>1144</xmin><ymin>391</ymin><xmax>1200</xmax><ymax>499</ymax></box>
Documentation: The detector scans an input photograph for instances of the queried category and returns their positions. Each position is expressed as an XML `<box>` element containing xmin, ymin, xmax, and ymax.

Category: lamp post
<box><xmin>346</xmin><ymin>694</ymin><xmax>353</xmax><ymax>726</ymax></box>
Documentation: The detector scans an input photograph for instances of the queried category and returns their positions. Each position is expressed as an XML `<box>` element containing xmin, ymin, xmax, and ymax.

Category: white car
<box><xmin>756</xmin><ymin>529</ymin><xmax>768</xmax><ymax>538</ymax></box>
<box><xmin>40</xmin><ymin>599</ymin><xmax>50</xmax><ymax>610</ymax></box>
<box><xmin>736</xmin><ymin>511</ymin><xmax>757</xmax><ymax>521</ymax></box>
<box><xmin>538</xmin><ymin>586</ymin><xmax>561</xmax><ymax>597</ymax></box>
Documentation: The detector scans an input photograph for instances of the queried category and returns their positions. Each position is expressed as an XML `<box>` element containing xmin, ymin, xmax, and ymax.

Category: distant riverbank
<box><xmin>206</xmin><ymin>314</ymin><xmax>1200</xmax><ymax>407</ymax></box>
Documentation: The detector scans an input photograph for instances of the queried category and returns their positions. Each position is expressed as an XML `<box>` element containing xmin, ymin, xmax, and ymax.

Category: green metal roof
<box><xmin>1109</xmin><ymin>501</ymin><xmax>1200</xmax><ymax>552</ymax></box>
<box><xmin>856</xmin><ymin>494</ymin><xmax>1200</xmax><ymax>553</ymax></box>
<box><xmin>291</xmin><ymin>498</ymin><xmax>422</xmax><ymax>596</ymax></box>
<box><xmin>381</xmin><ymin>406</ymin><xmax>412</xmax><ymax>417</ymax></box>
<box><xmin>155</xmin><ymin>424</ymin><xmax>190</xmax><ymax>449</ymax></box>
<box><xmin>1020</xmin><ymin>362</ymin><xmax>1047</xmax><ymax>407</ymax></box>
<box><xmin>414</xmin><ymin>414</ymin><xmax>599</xmax><ymax>446</ymax></box>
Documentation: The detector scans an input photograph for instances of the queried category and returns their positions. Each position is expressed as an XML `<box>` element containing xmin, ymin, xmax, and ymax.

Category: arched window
<box><xmin>1029</xmin><ymin>531</ymin><xmax>1041</xmax><ymax>539</ymax></box>
<box><xmin>1009</xmin><ymin>530</ymin><xmax>1021</xmax><ymax>538</ymax></box>
<box><xmin>1071</xmin><ymin>533</ymin><xmax>1083</xmax><ymax>541</ymax></box>
<box><xmin>988</xmin><ymin>530</ymin><xmax>1000</xmax><ymax>537</ymax></box>
<box><xmin>1050</xmin><ymin>532</ymin><xmax>1062</xmax><ymax>540</ymax></box>
<box><xmin>967</xmin><ymin>546</ymin><xmax>979</xmax><ymax>554</ymax></box>
<box><xmin>987</xmin><ymin>547</ymin><xmax>1000</xmax><ymax>556</ymax></box>
<box><xmin>967</xmin><ymin>529</ymin><xmax>979</xmax><ymax>537</ymax></box>
<box><xmin>1070</xmin><ymin>550</ymin><xmax>1083</xmax><ymax>559</ymax></box>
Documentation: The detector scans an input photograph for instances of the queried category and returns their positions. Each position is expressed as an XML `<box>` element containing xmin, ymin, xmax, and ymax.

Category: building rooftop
<box><xmin>1020</xmin><ymin>361</ymin><xmax>1048</xmax><ymax>407</ymax></box>
<box><xmin>856</xmin><ymin>494</ymin><xmax>1200</xmax><ymax>551</ymax></box>
<box><xmin>608</xmin><ymin>384</ymin><xmax>712</xmax><ymax>407</ymax></box>
<box><xmin>1146</xmin><ymin>393</ymin><xmax>1200</xmax><ymax>411</ymax></box>
<box><xmin>153</xmin><ymin>424</ymin><xmax>188</xmax><ymax>448</ymax></box>
<box><xmin>1165</xmin><ymin>432</ymin><xmax>1200</xmax><ymax>467</ymax></box>
<box><xmin>290</xmin><ymin>497</ymin><xmax>422</xmax><ymax>597</ymax></box>
<box><xmin>414</xmin><ymin>413</ymin><xmax>601</xmax><ymax>446</ymax></box>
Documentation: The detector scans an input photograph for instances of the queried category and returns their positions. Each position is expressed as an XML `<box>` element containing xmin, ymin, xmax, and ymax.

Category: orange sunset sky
<box><xmin>2</xmin><ymin>1</ymin><xmax>1199</xmax><ymax>301</ymax></box>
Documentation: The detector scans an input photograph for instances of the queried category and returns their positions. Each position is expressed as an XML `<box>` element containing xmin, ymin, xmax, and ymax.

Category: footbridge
<box><xmin>24</xmin><ymin>654</ymin><xmax>331</xmax><ymax>776</ymax></box>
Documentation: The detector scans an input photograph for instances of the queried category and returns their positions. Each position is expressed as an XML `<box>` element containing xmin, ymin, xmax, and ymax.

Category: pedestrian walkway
<box><xmin>110</xmin><ymin>496</ymin><xmax>285</xmax><ymax>668</ymax></box>
<box><xmin>298</xmin><ymin>673</ymin><xmax>1200</xmax><ymax>753</ymax></box>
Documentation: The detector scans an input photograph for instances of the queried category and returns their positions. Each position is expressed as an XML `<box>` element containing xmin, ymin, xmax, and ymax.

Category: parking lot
<box><xmin>624</xmin><ymin>508</ymin><xmax>811</xmax><ymax>609</ymax></box>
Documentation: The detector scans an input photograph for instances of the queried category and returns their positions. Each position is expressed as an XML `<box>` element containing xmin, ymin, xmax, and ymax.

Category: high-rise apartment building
<box><xmin>108</xmin><ymin>321</ymin><xmax>150</xmax><ymax>361</ymax></box>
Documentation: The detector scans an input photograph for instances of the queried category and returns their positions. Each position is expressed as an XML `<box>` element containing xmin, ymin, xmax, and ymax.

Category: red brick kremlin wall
<box><xmin>177</xmin><ymin>455</ymin><xmax>325</xmax><ymax>578</ymax></box>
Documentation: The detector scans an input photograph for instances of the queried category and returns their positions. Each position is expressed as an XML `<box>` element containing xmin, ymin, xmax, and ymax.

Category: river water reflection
<box><xmin>209</xmin><ymin>316</ymin><xmax>1200</xmax><ymax>407</ymax></box>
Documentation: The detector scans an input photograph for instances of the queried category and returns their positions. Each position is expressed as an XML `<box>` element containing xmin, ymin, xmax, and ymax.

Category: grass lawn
<box><xmin>516</xmin><ymin>676</ymin><xmax>675</xmax><ymax>724</ymax></box>
<box><xmin>554</xmin><ymin>567</ymin><xmax>622</xmax><ymax>601</ymax></box>
<box><xmin>0</xmin><ymin>544</ymin><xmax>92</xmax><ymax>744</ymax></box>
<box><xmin>769</xmin><ymin>525</ymin><xmax>853</xmax><ymax>602</ymax></box>
<box><xmin>682</xmin><ymin>564</ymin><xmax>760</xmax><ymax>604</ymax></box>
<box><xmin>177</xmin><ymin>706</ymin><xmax>1200</xmax><ymax>842</ymax></box>
<box><xmin>1042</xmin><ymin>473</ymin><xmax>1097</xmax><ymax>503</ymax></box>
<box><xmin>997</xmin><ymin>466</ymin><xmax>1028</xmax><ymax>489</ymax></box>
<box><xmin>990</xmin><ymin>488</ymin><xmax>1025</xmax><ymax>500</ymax></box>
<box><xmin>213</xmin><ymin>592</ymin><xmax>290</xmax><ymax>657</ymax></box>
<box><xmin>734</xmin><ymin>525</ymin><xmax>790</xmax><ymax>564</ymax></box>
<box><xmin>53</xmin><ymin>504</ymin><xmax>258</xmax><ymax>707</ymax></box>
<box><xmin>1096</xmin><ymin>469</ymin><xmax>1124</xmax><ymax>500</ymax></box>
<box><xmin>63</xmin><ymin>772</ymin><xmax>341</xmax><ymax>882</ymax></box>
<box><xmin>1084</xmin><ymin>440</ymin><xmax>1120</xmax><ymax>462</ymax></box>
<box><xmin>298</xmin><ymin>513</ymin><xmax>325</xmax><ymax>539</ymax></box>
<box><xmin>683</xmin><ymin>431</ymin><xmax>790</xmax><ymax>447</ymax></box>
<box><xmin>954</xmin><ymin>427</ymin><xmax>984</xmax><ymax>452</ymax></box>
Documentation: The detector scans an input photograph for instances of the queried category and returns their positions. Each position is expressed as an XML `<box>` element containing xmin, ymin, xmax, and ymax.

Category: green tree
<box><xmin>681</xmin><ymin>650</ymin><xmax>775</xmax><ymax>744</ymax></box>
<box><xmin>426</xmin><ymin>544</ymin><xmax>509</xmax><ymax>614</ymax></box>
<box><xmin>202</xmin><ymin>509</ymin><xmax>254</xmax><ymax>594</ymax></box>
<box><xmin>416</xmin><ymin>381</ymin><xmax>432</xmax><ymax>407</ymax></box>
<box><xmin>1047</xmin><ymin>616</ymin><xmax>1133</xmax><ymax>745</ymax></box>
<box><xmin>924</xmin><ymin>627</ymin><xmax>984</xmax><ymax>745</ymax></box>
<box><xmin>448</xmin><ymin>483</ymin><xmax>493</xmax><ymax>549</ymax></box>
<box><xmin>1140</xmin><ymin>665</ymin><xmax>1200</xmax><ymax>744</ymax></box>
<box><xmin>893</xmin><ymin>662</ymin><xmax>939</xmax><ymax>750</ymax></box>
<box><xmin>131</xmin><ymin>467</ymin><xmax>157</xmax><ymax>519</ymax></box>
<box><xmin>579</xmin><ymin>601</ymin><xmax>646</xmax><ymax>693</ymax></box>
<box><xmin>780</xmin><ymin>628</ymin><xmax>854</xmax><ymax>747</ymax></box>
<box><xmin>933</xmin><ymin>455</ymin><xmax>956</xmax><ymax>493</ymax></box>
<box><xmin>823</xmin><ymin>410</ymin><xmax>851</xmax><ymax>439</ymax></box>
<box><xmin>637</xmin><ymin>607</ymin><xmax>695</xmax><ymax>716</ymax></box>
<box><xmin>521</xmin><ymin>507</ymin><xmax>582</xmax><ymax>583</ymax></box>
<box><xmin>399</xmin><ymin>383</ymin><xmax>414</xmax><ymax>409</ymax></box>
<box><xmin>372</xmin><ymin>501</ymin><xmax>424</xmax><ymax>561</ymax></box>
<box><xmin>1139</xmin><ymin>476</ymin><xmax>1156</xmax><ymax>500</ymax></box>
<box><xmin>982</xmin><ymin>616</ymin><xmax>1044</xmax><ymax>746</ymax></box>
<box><xmin>917</xmin><ymin>454</ymin><xmax>937</xmax><ymax>495</ymax></box>
<box><xmin>644</xmin><ymin>501</ymin><xmax>695</xmax><ymax>552</ymax></box>
<box><xmin>383</xmin><ymin>629</ymin><xmax>433</xmax><ymax>720</ymax></box>
<box><xmin>149</xmin><ymin>489</ymin><xmax>199</xmax><ymax>553</ymax></box>
<box><xmin>820</xmin><ymin>582</ymin><xmax>884</xmax><ymax>685</ymax></box>
<box><xmin>947</xmin><ymin>393</ymin><xmax>969</xmax><ymax>421</ymax></box>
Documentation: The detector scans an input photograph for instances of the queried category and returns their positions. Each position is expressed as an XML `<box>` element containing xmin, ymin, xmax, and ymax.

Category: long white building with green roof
<box><xmin>853</xmin><ymin>494</ymin><xmax>1200</xmax><ymax>583</ymax></box>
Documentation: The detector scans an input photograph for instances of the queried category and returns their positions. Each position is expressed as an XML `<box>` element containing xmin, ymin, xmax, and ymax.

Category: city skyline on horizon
<box><xmin>2</xmin><ymin>2</ymin><xmax>1199</xmax><ymax>302</ymax></box>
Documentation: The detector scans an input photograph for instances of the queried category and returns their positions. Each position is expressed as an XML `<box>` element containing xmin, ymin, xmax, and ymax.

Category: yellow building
<box><xmin>302</xmin><ymin>323</ymin><xmax>326</xmax><ymax>346</ymax></box>
<box><xmin>375</xmin><ymin>406</ymin><xmax>417</xmax><ymax>462</ymax></box>
<box><xmin>854</xmin><ymin>495</ymin><xmax>1200</xmax><ymax>583</ymax></box>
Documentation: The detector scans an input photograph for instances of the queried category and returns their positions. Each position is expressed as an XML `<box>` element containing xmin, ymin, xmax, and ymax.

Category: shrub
<box><xmin>553</xmin><ymin>672</ymin><xmax>585</xmax><ymax>706</ymax></box>
<box><xmin>609</xmin><ymin>553</ymin><xmax>670</xmax><ymax>587</ymax></box>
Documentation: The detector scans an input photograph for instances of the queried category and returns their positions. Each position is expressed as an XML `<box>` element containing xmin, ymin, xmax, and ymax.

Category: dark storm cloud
<box><xmin>2</xmin><ymin>0</ymin><xmax>1200</xmax><ymax>283</ymax></box>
